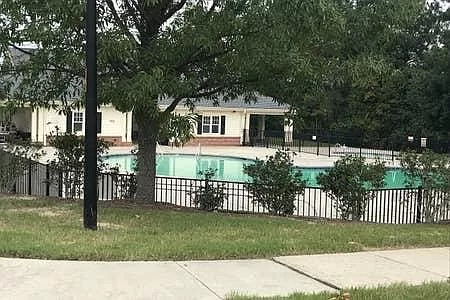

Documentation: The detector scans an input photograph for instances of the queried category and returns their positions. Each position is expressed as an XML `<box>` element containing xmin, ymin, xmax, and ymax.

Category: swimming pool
<box><xmin>104</xmin><ymin>154</ymin><xmax>408</xmax><ymax>188</ymax></box>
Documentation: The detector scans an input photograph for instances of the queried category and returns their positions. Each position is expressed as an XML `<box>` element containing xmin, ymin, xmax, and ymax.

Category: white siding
<box><xmin>98</xmin><ymin>106</ymin><xmax>130</xmax><ymax>141</ymax></box>
<box><xmin>30</xmin><ymin>105</ymin><xmax>132</xmax><ymax>145</ymax></box>
<box><xmin>193</xmin><ymin>111</ymin><xmax>243</xmax><ymax>137</ymax></box>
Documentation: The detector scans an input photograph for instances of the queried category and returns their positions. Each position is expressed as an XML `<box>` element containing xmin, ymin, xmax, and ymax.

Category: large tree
<box><xmin>262</xmin><ymin>0</ymin><xmax>448</xmax><ymax>147</ymax></box>
<box><xmin>0</xmin><ymin>0</ymin><xmax>343</xmax><ymax>202</ymax></box>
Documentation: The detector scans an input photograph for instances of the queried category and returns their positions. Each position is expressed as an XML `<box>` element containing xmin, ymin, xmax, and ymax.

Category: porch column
<box><xmin>242</xmin><ymin>110</ymin><xmax>250</xmax><ymax>145</ymax></box>
<box><xmin>124</xmin><ymin>111</ymin><xmax>133</xmax><ymax>143</ymax></box>
<box><xmin>31</xmin><ymin>108</ymin><xmax>38</xmax><ymax>143</ymax></box>
<box><xmin>284</xmin><ymin>117</ymin><xmax>293</xmax><ymax>145</ymax></box>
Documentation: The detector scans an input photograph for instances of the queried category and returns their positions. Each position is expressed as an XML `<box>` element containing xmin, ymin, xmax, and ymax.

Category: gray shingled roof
<box><xmin>159</xmin><ymin>95</ymin><xmax>289</xmax><ymax>110</ymax></box>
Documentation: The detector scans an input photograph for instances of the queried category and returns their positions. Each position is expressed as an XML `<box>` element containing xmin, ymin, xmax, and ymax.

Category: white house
<box><xmin>2</xmin><ymin>96</ymin><xmax>290</xmax><ymax>146</ymax></box>
<box><xmin>5</xmin><ymin>105</ymin><xmax>133</xmax><ymax>146</ymax></box>
<box><xmin>159</xmin><ymin>96</ymin><xmax>291</xmax><ymax>146</ymax></box>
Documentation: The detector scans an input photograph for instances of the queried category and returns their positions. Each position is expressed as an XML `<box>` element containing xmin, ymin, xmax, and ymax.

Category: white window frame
<box><xmin>73</xmin><ymin>112</ymin><xmax>84</xmax><ymax>133</ymax></box>
<box><xmin>202</xmin><ymin>115</ymin><xmax>221</xmax><ymax>135</ymax></box>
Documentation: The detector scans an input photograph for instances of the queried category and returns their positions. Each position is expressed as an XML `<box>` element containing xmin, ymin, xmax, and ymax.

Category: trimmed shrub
<box><xmin>400</xmin><ymin>150</ymin><xmax>450</xmax><ymax>223</ymax></box>
<box><xmin>191</xmin><ymin>168</ymin><xmax>227</xmax><ymax>211</ymax></box>
<box><xmin>244</xmin><ymin>150</ymin><xmax>306</xmax><ymax>215</ymax></box>
<box><xmin>317</xmin><ymin>156</ymin><xmax>385</xmax><ymax>221</ymax></box>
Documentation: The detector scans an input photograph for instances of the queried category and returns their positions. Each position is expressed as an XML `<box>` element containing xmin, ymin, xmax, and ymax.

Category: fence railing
<box><xmin>242</xmin><ymin>129</ymin><xmax>449</xmax><ymax>160</ymax></box>
<box><xmin>1</xmin><ymin>155</ymin><xmax>449</xmax><ymax>224</ymax></box>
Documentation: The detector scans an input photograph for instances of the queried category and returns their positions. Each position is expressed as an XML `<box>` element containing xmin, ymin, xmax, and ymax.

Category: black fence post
<box><xmin>28</xmin><ymin>161</ymin><xmax>32</xmax><ymax>196</ymax></box>
<box><xmin>416</xmin><ymin>186</ymin><xmax>423</xmax><ymax>223</ymax></box>
<box><xmin>316</xmin><ymin>139</ymin><xmax>319</xmax><ymax>156</ymax></box>
<box><xmin>58</xmin><ymin>171</ymin><xmax>63</xmax><ymax>198</ymax></box>
<box><xmin>328</xmin><ymin>133</ymin><xmax>331</xmax><ymax>157</ymax></box>
<box><xmin>45</xmin><ymin>165</ymin><xmax>50</xmax><ymax>197</ymax></box>
<box><xmin>359</xmin><ymin>136</ymin><xmax>363</xmax><ymax>158</ymax></box>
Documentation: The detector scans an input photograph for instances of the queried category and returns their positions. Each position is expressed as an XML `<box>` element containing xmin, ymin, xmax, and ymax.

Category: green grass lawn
<box><xmin>230</xmin><ymin>282</ymin><xmax>450</xmax><ymax>300</ymax></box>
<box><xmin>0</xmin><ymin>196</ymin><xmax>448</xmax><ymax>261</ymax></box>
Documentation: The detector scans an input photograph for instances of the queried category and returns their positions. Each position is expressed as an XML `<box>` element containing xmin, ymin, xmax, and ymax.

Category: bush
<box><xmin>107</xmin><ymin>166</ymin><xmax>137</xmax><ymax>200</ymax></box>
<box><xmin>48</xmin><ymin>132</ymin><xmax>110</xmax><ymax>198</ymax></box>
<box><xmin>48</xmin><ymin>132</ymin><xmax>111</xmax><ymax>172</ymax></box>
<box><xmin>317</xmin><ymin>156</ymin><xmax>385</xmax><ymax>221</ymax></box>
<box><xmin>244</xmin><ymin>150</ymin><xmax>306</xmax><ymax>215</ymax></box>
<box><xmin>0</xmin><ymin>142</ymin><xmax>43</xmax><ymax>192</ymax></box>
<box><xmin>191</xmin><ymin>168</ymin><xmax>227</xmax><ymax>211</ymax></box>
<box><xmin>400</xmin><ymin>150</ymin><xmax>450</xmax><ymax>223</ymax></box>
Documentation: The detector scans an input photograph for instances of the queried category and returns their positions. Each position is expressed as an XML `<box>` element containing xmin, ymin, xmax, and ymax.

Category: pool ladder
<box><xmin>196</xmin><ymin>143</ymin><xmax>202</xmax><ymax>159</ymax></box>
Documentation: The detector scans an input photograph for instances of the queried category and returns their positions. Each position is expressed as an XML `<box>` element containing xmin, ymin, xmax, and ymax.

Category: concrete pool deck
<box><xmin>1</xmin><ymin>247</ymin><xmax>448</xmax><ymax>299</ymax></box>
<box><xmin>104</xmin><ymin>145</ymin><xmax>401</xmax><ymax>168</ymax></box>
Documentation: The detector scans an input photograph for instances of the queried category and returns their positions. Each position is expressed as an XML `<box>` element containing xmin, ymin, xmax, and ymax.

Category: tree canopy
<box><xmin>1</xmin><ymin>0</ymin><xmax>448</xmax><ymax>201</ymax></box>
<box><xmin>0</xmin><ymin>0</ymin><xmax>346</xmax><ymax>201</ymax></box>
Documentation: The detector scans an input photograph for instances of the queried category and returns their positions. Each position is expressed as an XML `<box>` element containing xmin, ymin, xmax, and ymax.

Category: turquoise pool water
<box><xmin>104</xmin><ymin>154</ymin><xmax>408</xmax><ymax>188</ymax></box>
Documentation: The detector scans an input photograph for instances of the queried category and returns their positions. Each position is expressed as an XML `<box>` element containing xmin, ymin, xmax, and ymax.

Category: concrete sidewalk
<box><xmin>0</xmin><ymin>247</ymin><xmax>448</xmax><ymax>300</ymax></box>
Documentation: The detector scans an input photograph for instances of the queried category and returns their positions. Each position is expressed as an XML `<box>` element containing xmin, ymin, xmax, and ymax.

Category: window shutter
<box><xmin>197</xmin><ymin>115</ymin><xmax>203</xmax><ymax>135</ymax></box>
<box><xmin>97</xmin><ymin>112</ymin><xmax>102</xmax><ymax>134</ymax></box>
<box><xmin>66</xmin><ymin>110</ymin><xmax>72</xmax><ymax>133</ymax></box>
<box><xmin>220</xmin><ymin>116</ymin><xmax>226</xmax><ymax>135</ymax></box>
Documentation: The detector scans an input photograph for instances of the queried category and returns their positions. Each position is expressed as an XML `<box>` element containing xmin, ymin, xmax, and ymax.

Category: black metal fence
<box><xmin>243</xmin><ymin>129</ymin><xmax>449</xmax><ymax>160</ymax></box>
<box><xmin>1</xmin><ymin>155</ymin><xmax>449</xmax><ymax>224</ymax></box>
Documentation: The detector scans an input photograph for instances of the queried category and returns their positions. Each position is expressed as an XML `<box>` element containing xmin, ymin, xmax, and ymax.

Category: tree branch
<box><xmin>123</xmin><ymin>0</ymin><xmax>142</xmax><ymax>29</ymax></box>
<box><xmin>162</xmin><ymin>79</ymin><xmax>248</xmax><ymax>115</ymax></box>
<box><xmin>163</xmin><ymin>95</ymin><xmax>184</xmax><ymax>115</ymax></box>
<box><xmin>206</xmin><ymin>0</ymin><xmax>220</xmax><ymax>17</ymax></box>
<box><xmin>105</xmin><ymin>0</ymin><xmax>140</xmax><ymax>45</ymax></box>
<box><xmin>174</xmin><ymin>47</ymin><xmax>233</xmax><ymax>74</ymax></box>
<box><xmin>164</xmin><ymin>0</ymin><xmax>188</xmax><ymax>21</ymax></box>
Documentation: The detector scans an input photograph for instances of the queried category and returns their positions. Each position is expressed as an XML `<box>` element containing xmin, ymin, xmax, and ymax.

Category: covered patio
<box><xmin>242</xmin><ymin>113</ymin><xmax>293</xmax><ymax>146</ymax></box>
<box><xmin>0</xmin><ymin>107</ymin><xmax>32</xmax><ymax>143</ymax></box>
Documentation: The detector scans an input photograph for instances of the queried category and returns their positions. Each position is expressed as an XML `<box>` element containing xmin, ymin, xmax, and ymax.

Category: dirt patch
<box><xmin>98</xmin><ymin>222</ymin><xmax>125</xmax><ymax>230</ymax></box>
<box><xmin>0</xmin><ymin>194</ymin><xmax>38</xmax><ymax>201</ymax></box>
<box><xmin>6</xmin><ymin>207</ymin><xmax>68</xmax><ymax>217</ymax></box>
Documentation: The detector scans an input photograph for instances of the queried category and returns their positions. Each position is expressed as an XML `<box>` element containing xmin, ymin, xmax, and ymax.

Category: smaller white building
<box><xmin>9</xmin><ymin>105</ymin><xmax>133</xmax><ymax>146</ymax></box>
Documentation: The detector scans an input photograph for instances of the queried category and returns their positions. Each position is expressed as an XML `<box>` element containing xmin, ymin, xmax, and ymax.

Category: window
<box><xmin>197</xmin><ymin>115</ymin><xmax>226</xmax><ymax>135</ymax></box>
<box><xmin>73</xmin><ymin>112</ymin><xmax>83</xmax><ymax>132</ymax></box>
<box><xmin>202</xmin><ymin>116</ymin><xmax>211</xmax><ymax>133</ymax></box>
<box><xmin>212</xmin><ymin>116</ymin><xmax>220</xmax><ymax>133</ymax></box>
<box><xmin>202</xmin><ymin>115</ymin><xmax>221</xmax><ymax>134</ymax></box>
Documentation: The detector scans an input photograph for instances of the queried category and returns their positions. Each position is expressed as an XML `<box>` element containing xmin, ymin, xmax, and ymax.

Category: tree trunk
<box><xmin>135</xmin><ymin>112</ymin><xmax>160</xmax><ymax>203</ymax></box>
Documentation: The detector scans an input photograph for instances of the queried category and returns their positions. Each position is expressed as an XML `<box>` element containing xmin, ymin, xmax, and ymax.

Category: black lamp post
<box><xmin>84</xmin><ymin>0</ymin><xmax>97</xmax><ymax>230</ymax></box>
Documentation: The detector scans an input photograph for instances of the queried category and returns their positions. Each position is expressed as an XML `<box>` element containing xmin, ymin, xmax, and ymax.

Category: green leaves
<box><xmin>158</xmin><ymin>113</ymin><xmax>195</xmax><ymax>146</ymax></box>
<box><xmin>400</xmin><ymin>150</ymin><xmax>450</xmax><ymax>222</ymax></box>
<box><xmin>317</xmin><ymin>156</ymin><xmax>386</xmax><ymax>221</ymax></box>
<box><xmin>0</xmin><ymin>143</ymin><xmax>43</xmax><ymax>192</ymax></box>
<box><xmin>191</xmin><ymin>168</ymin><xmax>227</xmax><ymax>211</ymax></box>
<box><xmin>244</xmin><ymin>150</ymin><xmax>306</xmax><ymax>215</ymax></box>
